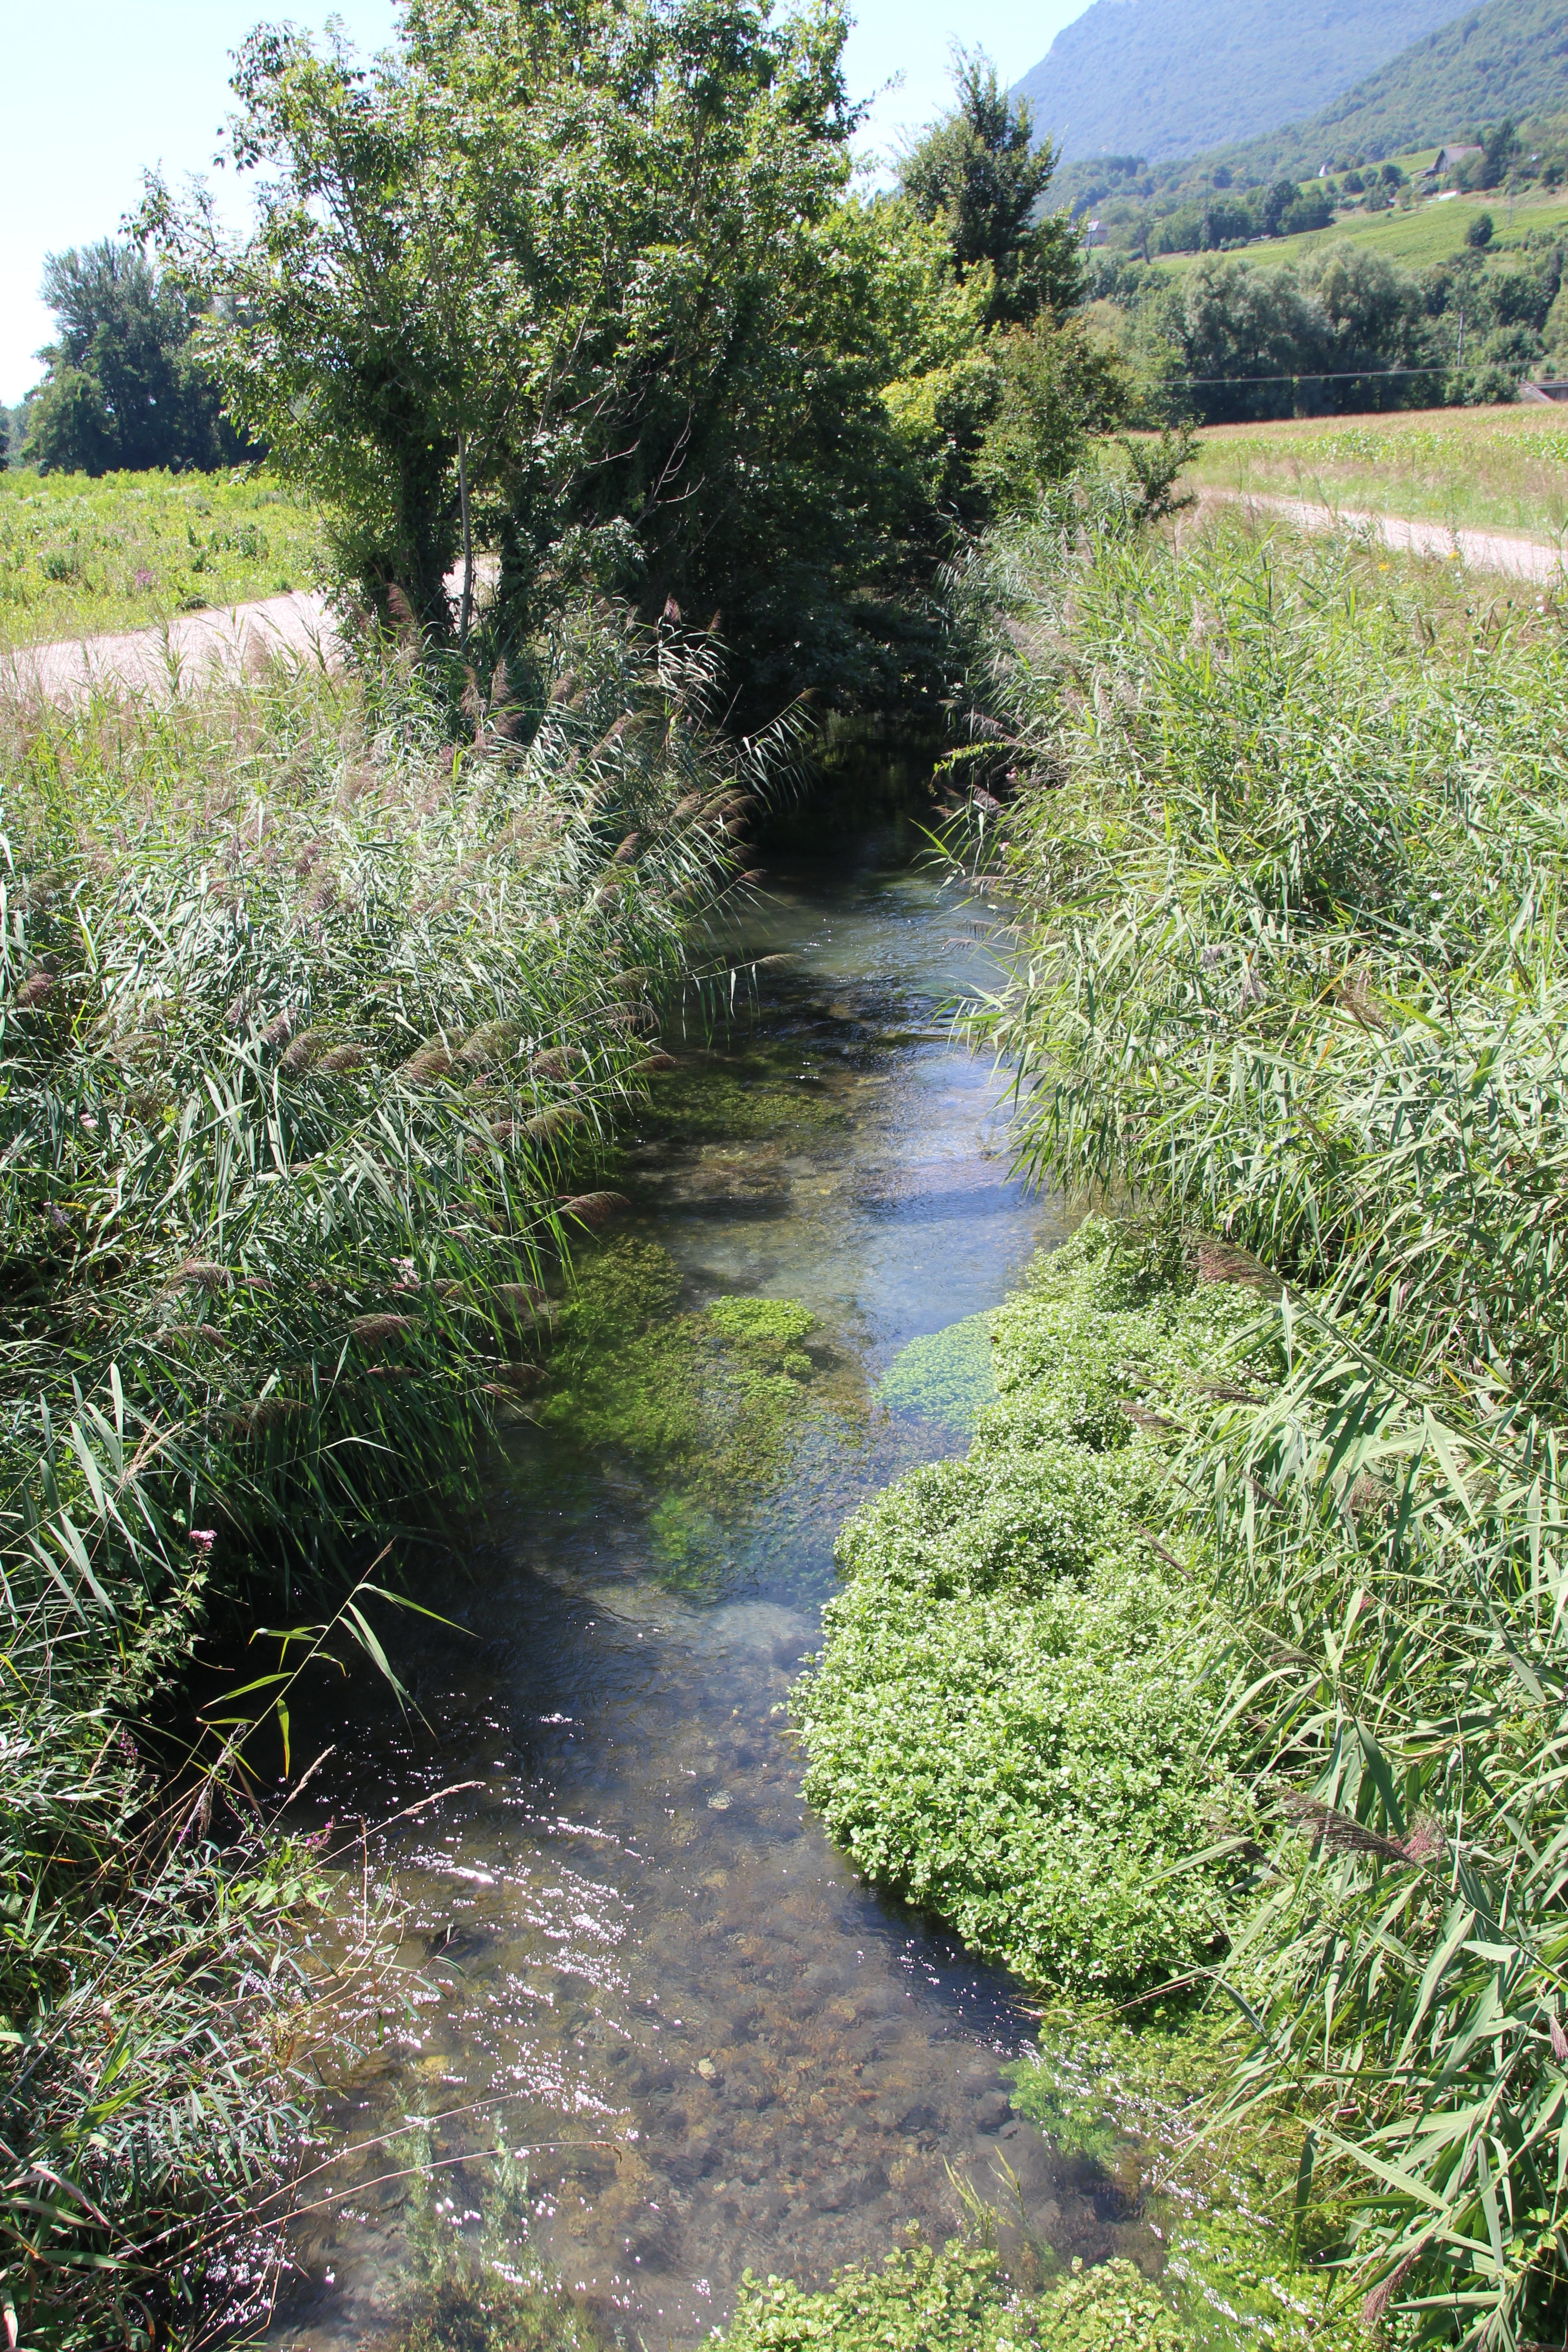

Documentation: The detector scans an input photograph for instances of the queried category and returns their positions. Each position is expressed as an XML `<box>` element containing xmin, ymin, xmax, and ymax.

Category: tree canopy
<box><xmin>898</xmin><ymin>51</ymin><xmax>1084</xmax><ymax>327</ymax></box>
<box><xmin>145</xmin><ymin>3</ymin><xmax>1115</xmax><ymax>715</ymax></box>
<box><xmin>22</xmin><ymin>240</ymin><xmax>247</xmax><ymax>476</ymax></box>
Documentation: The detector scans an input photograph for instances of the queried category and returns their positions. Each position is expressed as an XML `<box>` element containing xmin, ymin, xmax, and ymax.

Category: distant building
<box><xmin>1420</xmin><ymin>144</ymin><xmax>1484</xmax><ymax>180</ymax></box>
<box><xmin>1084</xmin><ymin>218</ymin><xmax>1107</xmax><ymax>246</ymax></box>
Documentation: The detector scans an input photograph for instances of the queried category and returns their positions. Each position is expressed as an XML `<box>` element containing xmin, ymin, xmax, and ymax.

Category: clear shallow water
<box><xmin>273</xmin><ymin>832</ymin><xmax>1154</xmax><ymax>2349</ymax></box>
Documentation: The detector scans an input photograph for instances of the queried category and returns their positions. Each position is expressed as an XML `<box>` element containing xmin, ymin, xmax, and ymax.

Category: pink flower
<box><xmin>189</xmin><ymin>1529</ymin><xmax>217</xmax><ymax>1553</ymax></box>
<box><xmin>134</xmin><ymin>567</ymin><xmax>155</xmax><ymax>589</ymax></box>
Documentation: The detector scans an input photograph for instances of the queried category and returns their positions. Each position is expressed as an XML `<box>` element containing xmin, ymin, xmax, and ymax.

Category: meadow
<box><xmin>1186</xmin><ymin>401</ymin><xmax>1568</xmax><ymax>537</ymax></box>
<box><xmin>0</xmin><ymin>468</ymin><xmax>323</xmax><ymax>645</ymax></box>
<box><xmin>1148</xmin><ymin>179</ymin><xmax>1568</xmax><ymax>279</ymax></box>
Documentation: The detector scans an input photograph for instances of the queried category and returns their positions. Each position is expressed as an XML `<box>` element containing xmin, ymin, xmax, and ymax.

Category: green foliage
<box><xmin>0</xmin><ymin>605</ymin><xmax>766</xmax><ymax>2343</ymax></box>
<box><xmin>1151</xmin><ymin>244</ymin><xmax>1443</xmax><ymax>421</ymax></box>
<box><xmin>143</xmin><ymin>8</ymin><xmax>1128</xmax><ymax>714</ymax></box>
<box><xmin>898</xmin><ymin>52</ymin><xmax>1084</xmax><ymax>328</ymax></box>
<box><xmin>540</xmin><ymin>1242</ymin><xmax>820</xmax><ymax>1573</ymax></box>
<box><xmin>943</xmin><ymin>488</ymin><xmax>1568</xmax><ymax>2342</ymax></box>
<box><xmin>975</xmin><ymin>322</ymin><xmax>1131</xmax><ymax>508</ymax></box>
<box><xmin>146</xmin><ymin>2</ymin><xmax>933</xmax><ymax>714</ymax></box>
<box><xmin>0</xmin><ymin>468</ymin><xmax>321</xmax><ymax>642</ymax></box>
<box><xmin>24</xmin><ymin>240</ymin><xmax>248</xmax><ymax>477</ymax></box>
<box><xmin>877</xmin><ymin>1308</ymin><xmax>997</xmax><ymax>1434</ymax></box>
<box><xmin>717</xmin><ymin>2232</ymin><xmax>1189</xmax><ymax>2352</ymax></box>
<box><xmin>798</xmin><ymin>1228</ymin><xmax>1252</xmax><ymax>1997</ymax></box>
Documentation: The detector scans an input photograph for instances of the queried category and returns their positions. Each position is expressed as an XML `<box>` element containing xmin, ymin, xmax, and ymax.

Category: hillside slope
<box><xmin>1188</xmin><ymin>0</ymin><xmax>1568</xmax><ymax>185</ymax></box>
<box><xmin>1014</xmin><ymin>0</ymin><xmax>1469</xmax><ymax>163</ymax></box>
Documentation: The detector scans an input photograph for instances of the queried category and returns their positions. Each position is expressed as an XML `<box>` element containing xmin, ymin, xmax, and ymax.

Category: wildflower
<box><xmin>189</xmin><ymin>1529</ymin><xmax>217</xmax><ymax>1552</ymax></box>
<box><xmin>134</xmin><ymin>566</ymin><xmax>155</xmax><ymax>588</ymax></box>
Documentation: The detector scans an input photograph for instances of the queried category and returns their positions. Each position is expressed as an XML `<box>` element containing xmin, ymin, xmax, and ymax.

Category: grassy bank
<box><xmin>797</xmin><ymin>492</ymin><xmax>1568</xmax><ymax>2346</ymax></box>
<box><xmin>0</xmin><ymin>615</ymin><xmax>764</xmax><ymax>2345</ymax></box>
<box><xmin>0</xmin><ymin>468</ymin><xmax>322</xmax><ymax>645</ymax></box>
<box><xmin>1150</xmin><ymin>186</ymin><xmax>1568</xmax><ymax>280</ymax></box>
<box><xmin>1187</xmin><ymin>403</ymin><xmax>1568</xmax><ymax>538</ymax></box>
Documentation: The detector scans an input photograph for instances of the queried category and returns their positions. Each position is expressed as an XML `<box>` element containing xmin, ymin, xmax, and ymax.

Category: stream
<box><xmin>273</xmin><ymin>826</ymin><xmax>1160</xmax><ymax>2349</ymax></box>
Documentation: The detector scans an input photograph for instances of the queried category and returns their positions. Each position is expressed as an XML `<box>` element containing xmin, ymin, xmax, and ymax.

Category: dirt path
<box><xmin>4</xmin><ymin>500</ymin><xmax>1560</xmax><ymax>706</ymax></box>
<box><xmin>1204</xmin><ymin>486</ymin><xmax>1567</xmax><ymax>584</ymax></box>
<box><xmin>0</xmin><ymin>589</ymin><xmax>341</xmax><ymax>702</ymax></box>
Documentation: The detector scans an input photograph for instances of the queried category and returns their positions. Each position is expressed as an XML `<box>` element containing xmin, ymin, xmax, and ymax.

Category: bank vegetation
<box><xmin>801</xmin><ymin>498</ymin><xmax>1568</xmax><ymax>2349</ymax></box>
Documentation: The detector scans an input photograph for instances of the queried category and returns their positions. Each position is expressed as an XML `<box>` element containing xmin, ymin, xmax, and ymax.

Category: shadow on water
<box><xmin>270</xmin><ymin>824</ymin><xmax>1156</xmax><ymax>2349</ymax></box>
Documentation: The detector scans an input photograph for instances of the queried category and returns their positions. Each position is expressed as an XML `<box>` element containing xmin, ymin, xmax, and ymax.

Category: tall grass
<box><xmin>1188</xmin><ymin>410</ymin><xmax>1568</xmax><ymax>541</ymax></box>
<box><xmin>949</xmin><ymin>492</ymin><xmax>1568</xmax><ymax>2347</ymax></box>
<box><xmin>0</xmin><ymin>610</ymin><xmax>774</xmax><ymax>2345</ymax></box>
<box><xmin>0</xmin><ymin>469</ymin><xmax>323</xmax><ymax>646</ymax></box>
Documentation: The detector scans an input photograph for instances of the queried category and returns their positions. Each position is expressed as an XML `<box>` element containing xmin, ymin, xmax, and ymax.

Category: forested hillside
<box><xmin>1066</xmin><ymin>0</ymin><xmax>1568</xmax><ymax>211</ymax></box>
<box><xmin>1240</xmin><ymin>0</ymin><xmax>1568</xmax><ymax>178</ymax></box>
<box><xmin>1013</xmin><ymin>0</ymin><xmax>1464</xmax><ymax>163</ymax></box>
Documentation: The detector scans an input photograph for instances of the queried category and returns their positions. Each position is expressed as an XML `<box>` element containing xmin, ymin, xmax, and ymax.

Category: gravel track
<box><xmin>0</xmin><ymin>589</ymin><xmax>342</xmax><ymax>702</ymax></box>
<box><xmin>3</xmin><ymin>505</ymin><xmax>1561</xmax><ymax>708</ymax></box>
<box><xmin>1204</xmin><ymin>486</ymin><xmax>1567</xmax><ymax>583</ymax></box>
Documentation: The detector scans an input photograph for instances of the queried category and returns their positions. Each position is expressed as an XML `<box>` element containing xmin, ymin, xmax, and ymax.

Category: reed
<box><xmin>948</xmin><ymin>487</ymin><xmax>1568</xmax><ymax>2347</ymax></box>
<box><xmin>0</xmin><ymin>606</ymin><xmax>776</xmax><ymax>2345</ymax></box>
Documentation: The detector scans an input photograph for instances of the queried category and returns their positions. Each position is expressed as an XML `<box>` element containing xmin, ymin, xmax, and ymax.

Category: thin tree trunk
<box><xmin>458</xmin><ymin>427</ymin><xmax>474</xmax><ymax>645</ymax></box>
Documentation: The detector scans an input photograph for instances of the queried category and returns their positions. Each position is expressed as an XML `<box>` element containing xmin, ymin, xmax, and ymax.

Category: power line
<box><xmin>1162</xmin><ymin>364</ymin><xmax>1485</xmax><ymax>386</ymax></box>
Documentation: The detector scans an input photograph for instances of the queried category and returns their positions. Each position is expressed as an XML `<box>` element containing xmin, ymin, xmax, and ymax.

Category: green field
<box><xmin>1186</xmin><ymin>402</ymin><xmax>1568</xmax><ymax>538</ymax></box>
<box><xmin>0</xmin><ymin>467</ymin><xmax>323</xmax><ymax>646</ymax></box>
<box><xmin>1151</xmin><ymin>180</ymin><xmax>1568</xmax><ymax>279</ymax></box>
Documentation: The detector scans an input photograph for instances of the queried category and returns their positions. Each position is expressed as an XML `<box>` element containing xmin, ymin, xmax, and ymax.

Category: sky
<box><xmin>0</xmin><ymin>0</ymin><xmax>1093</xmax><ymax>407</ymax></box>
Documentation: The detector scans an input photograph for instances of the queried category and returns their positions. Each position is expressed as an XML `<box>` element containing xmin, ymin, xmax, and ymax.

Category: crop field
<box><xmin>0</xmin><ymin>468</ymin><xmax>323</xmax><ymax>646</ymax></box>
<box><xmin>1151</xmin><ymin>182</ymin><xmax>1568</xmax><ymax>279</ymax></box>
<box><xmin>1185</xmin><ymin>401</ymin><xmax>1568</xmax><ymax>538</ymax></box>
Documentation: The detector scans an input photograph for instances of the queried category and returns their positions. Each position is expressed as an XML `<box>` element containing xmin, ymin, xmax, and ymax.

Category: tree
<box><xmin>1475</xmin><ymin>118</ymin><xmax>1518</xmax><ymax>191</ymax></box>
<box><xmin>1261</xmin><ymin>178</ymin><xmax>1301</xmax><ymax>237</ymax></box>
<box><xmin>22</xmin><ymin>240</ymin><xmax>243</xmax><ymax>475</ymax></box>
<box><xmin>973</xmin><ymin>320</ymin><xmax>1128</xmax><ymax>507</ymax></box>
<box><xmin>898</xmin><ymin>49</ymin><xmax>1083</xmax><ymax>327</ymax></box>
<box><xmin>149</xmin><ymin>1</ymin><xmax>922</xmax><ymax>710</ymax></box>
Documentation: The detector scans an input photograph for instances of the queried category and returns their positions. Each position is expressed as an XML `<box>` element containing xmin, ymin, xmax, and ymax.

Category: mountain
<box><xmin>1190</xmin><ymin>0</ymin><xmax>1568</xmax><ymax>185</ymax></box>
<box><xmin>1014</xmin><ymin>0</ymin><xmax>1475</xmax><ymax>163</ymax></box>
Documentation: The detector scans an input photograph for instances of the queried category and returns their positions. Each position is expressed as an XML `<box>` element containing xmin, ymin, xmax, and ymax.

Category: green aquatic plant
<box><xmin>639</xmin><ymin>1055</ymin><xmax>847</xmax><ymax>1145</ymax></box>
<box><xmin>1009</xmin><ymin>2012</ymin><xmax>1383</xmax><ymax>2352</ymax></box>
<box><xmin>539</xmin><ymin>1239</ymin><xmax>824</xmax><ymax>1580</ymax></box>
<box><xmin>357</xmin><ymin>2133</ymin><xmax>598</xmax><ymax>2352</ymax></box>
<box><xmin>797</xmin><ymin>1228</ymin><xmax>1255</xmax><ymax>1997</ymax></box>
<box><xmin>878</xmin><ymin>1309</ymin><xmax>997</xmax><ymax>1435</ymax></box>
<box><xmin>718</xmin><ymin>2235</ymin><xmax>1191</xmax><ymax>2352</ymax></box>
